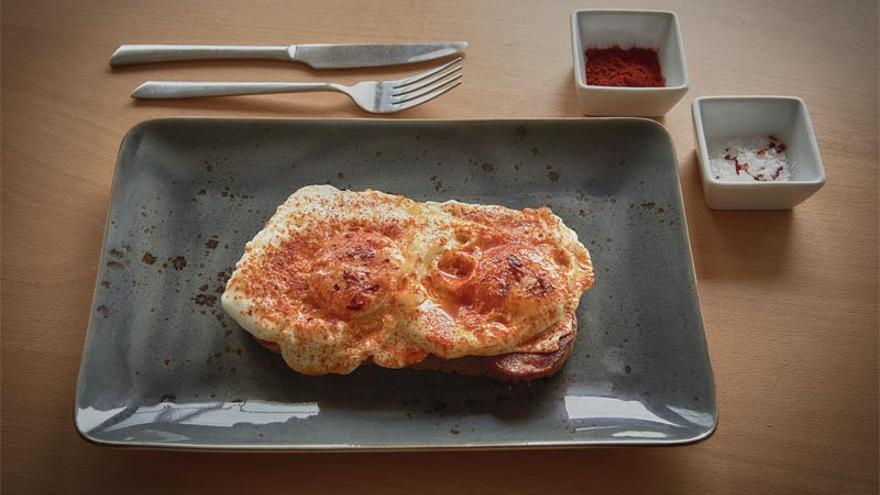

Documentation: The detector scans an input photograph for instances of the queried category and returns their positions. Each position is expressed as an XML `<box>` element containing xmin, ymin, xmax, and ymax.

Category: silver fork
<box><xmin>130</xmin><ymin>57</ymin><xmax>462</xmax><ymax>114</ymax></box>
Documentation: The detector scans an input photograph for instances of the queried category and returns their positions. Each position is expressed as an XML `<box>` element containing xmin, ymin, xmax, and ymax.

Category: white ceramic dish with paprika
<box><xmin>570</xmin><ymin>9</ymin><xmax>689</xmax><ymax>117</ymax></box>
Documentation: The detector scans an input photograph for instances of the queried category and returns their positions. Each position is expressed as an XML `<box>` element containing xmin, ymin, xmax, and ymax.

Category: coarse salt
<box><xmin>709</xmin><ymin>135</ymin><xmax>795</xmax><ymax>182</ymax></box>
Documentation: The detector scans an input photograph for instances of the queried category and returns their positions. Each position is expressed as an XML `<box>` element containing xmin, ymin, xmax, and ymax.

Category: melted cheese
<box><xmin>222</xmin><ymin>185</ymin><xmax>594</xmax><ymax>375</ymax></box>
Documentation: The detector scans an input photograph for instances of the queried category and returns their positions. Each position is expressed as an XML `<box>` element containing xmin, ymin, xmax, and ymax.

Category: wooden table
<box><xmin>2</xmin><ymin>0</ymin><xmax>877</xmax><ymax>492</ymax></box>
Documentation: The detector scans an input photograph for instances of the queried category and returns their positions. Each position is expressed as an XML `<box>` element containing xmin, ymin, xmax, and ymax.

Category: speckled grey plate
<box><xmin>75</xmin><ymin>118</ymin><xmax>715</xmax><ymax>450</ymax></box>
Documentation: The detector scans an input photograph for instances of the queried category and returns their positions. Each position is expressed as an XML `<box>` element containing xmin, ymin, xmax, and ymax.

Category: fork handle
<box><xmin>110</xmin><ymin>45</ymin><xmax>292</xmax><ymax>66</ymax></box>
<box><xmin>131</xmin><ymin>81</ymin><xmax>339</xmax><ymax>99</ymax></box>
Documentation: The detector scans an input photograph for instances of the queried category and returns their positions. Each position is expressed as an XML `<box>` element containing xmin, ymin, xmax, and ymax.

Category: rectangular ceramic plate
<box><xmin>75</xmin><ymin>118</ymin><xmax>716</xmax><ymax>450</ymax></box>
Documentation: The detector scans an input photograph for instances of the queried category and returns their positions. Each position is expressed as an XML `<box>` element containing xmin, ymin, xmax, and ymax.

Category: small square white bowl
<box><xmin>692</xmin><ymin>96</ymin><xmax>826</xmax><ymax>210</ymax></box>
<box><xmin>571</xmin><ymin>9</ymin><xmax>689</xmax><ymax>117</ymax></box>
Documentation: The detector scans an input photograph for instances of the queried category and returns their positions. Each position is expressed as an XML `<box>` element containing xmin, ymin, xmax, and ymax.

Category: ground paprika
<box><xmin>585</xmin><ymin>46</ymin><xmax>665</xmax><ymax>87</ymax></box>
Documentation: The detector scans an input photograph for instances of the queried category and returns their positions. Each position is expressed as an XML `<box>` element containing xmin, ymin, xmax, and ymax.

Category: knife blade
<box><xmin>109</xmin><ymin>42</ymin><xmax>468</xmax><ymax>68</ymax></box>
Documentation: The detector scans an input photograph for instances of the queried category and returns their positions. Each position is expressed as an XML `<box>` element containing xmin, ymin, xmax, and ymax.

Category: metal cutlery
<box><xmin>111</xmin><ymin>42</ymin><xmax>467</xmax><ymax>69</ymax></box>
<box><xmin>131</xmin><ymin>57</ymin><xmax>463</xmax><ymax>113</ymax></box>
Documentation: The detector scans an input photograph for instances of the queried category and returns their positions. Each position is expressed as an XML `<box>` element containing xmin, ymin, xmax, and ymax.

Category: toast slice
<box><xmin>255</xmin><ymin>313</ymin><xmax>576</xmax><ymax>381</ymax></box>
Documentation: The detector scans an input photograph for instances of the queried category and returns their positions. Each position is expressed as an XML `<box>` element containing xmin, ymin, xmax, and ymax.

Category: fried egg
<box><xmin>221</xmin><ymin>185</ymin><xmax>594</xmax><ymax>375</ymax></box>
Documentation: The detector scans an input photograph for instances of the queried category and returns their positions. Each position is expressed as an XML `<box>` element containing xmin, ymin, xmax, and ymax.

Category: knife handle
<box><xmin>110</xmin><ymin>45</ymin><xmax>292</xmax><ymax>66</ymax></box>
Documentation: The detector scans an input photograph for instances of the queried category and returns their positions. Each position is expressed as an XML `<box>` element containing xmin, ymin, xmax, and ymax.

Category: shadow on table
<box><xmin>683</xmin><ymin>151</ymin><xmax>795</xmax><ymax>281</ymax></box>
<box><xmin>555</xmin><ymin>70</ymin><xmax>667</xmax><ymax>127</ymax></box>
<box><xmin>108</xmin><ymin>57</ymin><xmax>463</xmax><ymax>78</ymax></box>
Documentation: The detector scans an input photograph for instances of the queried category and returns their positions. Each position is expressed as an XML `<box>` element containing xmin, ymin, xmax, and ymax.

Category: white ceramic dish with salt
<box><xmin>692</xmin><ymin>96</ymin><xmax>826</xmax><ymax>210</ymax></box>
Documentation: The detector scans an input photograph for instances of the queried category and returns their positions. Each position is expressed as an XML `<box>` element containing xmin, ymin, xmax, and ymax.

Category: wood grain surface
<box><xmin>2</xmin><ymin>0</ymin><xmax>878</xmax><ymax>493</ymax></box>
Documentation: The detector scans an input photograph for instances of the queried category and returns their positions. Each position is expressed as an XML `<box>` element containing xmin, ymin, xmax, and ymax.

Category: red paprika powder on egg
<box><xmin>585</xmin><ymin>46</ymin><xmax>665</xmax><ymax>87</ymax></box>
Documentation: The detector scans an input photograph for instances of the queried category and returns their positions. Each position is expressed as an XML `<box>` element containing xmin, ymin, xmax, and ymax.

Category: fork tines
<box><xmin>392</xmin><ymin>57</ymin><xmax>463</xmax><ymax>108</ymax></box>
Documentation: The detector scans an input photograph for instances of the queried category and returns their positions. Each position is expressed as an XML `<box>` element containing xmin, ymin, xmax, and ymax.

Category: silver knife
<box><xmin>109</xmin><ymin>42</ymin><xmax>468</xmax><ymax>68</ymax></box>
